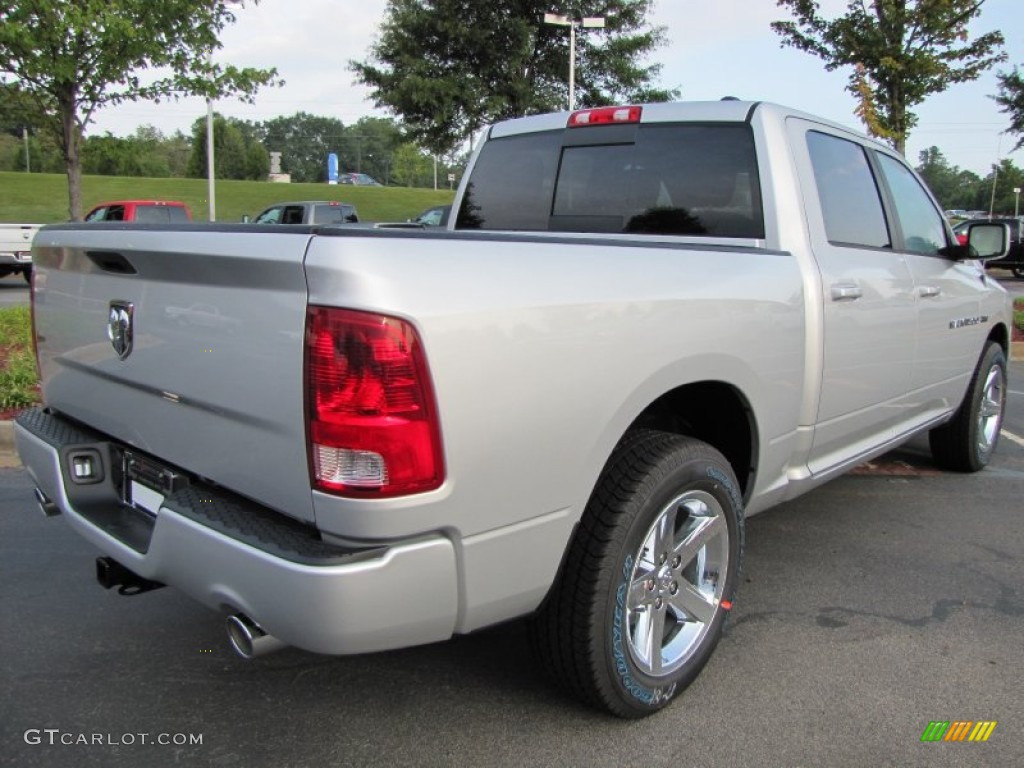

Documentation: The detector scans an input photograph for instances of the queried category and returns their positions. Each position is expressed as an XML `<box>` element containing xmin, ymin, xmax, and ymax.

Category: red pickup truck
<box><xmin>84</xmin><ymin>200</ymin><xmax>193</xmax><ymax>223</ymax></box>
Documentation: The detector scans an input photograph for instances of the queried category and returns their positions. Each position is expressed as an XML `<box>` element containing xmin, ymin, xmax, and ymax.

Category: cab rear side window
<box><xmin>456</xmin><ymin>131</ymin><xmax>562</xmax><ymax>231</ymax></box>
<box><xmin>806</xmin><ymin>131</ymin><xmax>890</xmax><ymax>249</ymax></box>
<box><xmin>457</xmin><ymin>123</ymin><xmax>764</xmax><ymax>238</ymax></box>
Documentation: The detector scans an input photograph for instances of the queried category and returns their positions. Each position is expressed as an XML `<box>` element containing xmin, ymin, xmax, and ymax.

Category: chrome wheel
<box><xmin>976</xmin><ymin>363</ymin><xmax>1005</xmax><ymax>457</ymax></box>
<box><xmin>530</xmin><ymin>430</ymin><xmax>743</xmax><ymax>717</ymax></box>
<box><xmin>930</xmin><ymin>341</ymin><xmax>1007</xmax><ymax>473</ymax></box>
<box><xmin>625</xmin><ymin>490</ymin><xmax>729</xmax><ymax>677</ymax></box>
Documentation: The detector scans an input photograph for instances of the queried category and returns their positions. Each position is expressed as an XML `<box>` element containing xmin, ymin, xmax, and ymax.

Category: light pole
<box><xmin>1015</xmin><ymin>187</ymin><xmax>1020</xmax><ymax>219</ymax></box>
<box><xmin>206</xmin><ymin>95</ymin><xmax>216</xmax><ymax>221</ymax></box>
<box><xmin>543</xmin><ymin>13</ymin><xmax>605</xmax><ymax>111</ymax></box>
<box><xmin>206</xmin><ymin>0</ymin><xmax>244</xmax><ymax>222</ymax></box>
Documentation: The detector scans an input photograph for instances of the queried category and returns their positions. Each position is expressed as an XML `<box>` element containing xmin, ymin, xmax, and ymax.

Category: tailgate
<box><xmin>31</xmin><ymin>225</ymin><xmax>316</xmax><ymax>523</ymax></box>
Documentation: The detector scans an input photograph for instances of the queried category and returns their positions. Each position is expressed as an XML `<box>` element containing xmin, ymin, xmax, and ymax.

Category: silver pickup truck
<box><xmin>14</xmin><ymin>100</ymin><xmax>1012</xmax><ymax>717</ymax></box>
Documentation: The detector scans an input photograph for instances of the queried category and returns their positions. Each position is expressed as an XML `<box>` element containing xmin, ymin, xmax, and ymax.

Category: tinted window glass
<box><xmin>556</xmin><ymin>124</ymin><xmax>763</xmax><ymax>237</ymax></box>
<box><xmin>457</xmin><ymin>130</ymin><xmax>562</xmax><ymax>230</ymax></box>
<box><xmin>312</xmin><ymin>204</ymin><xmax>357</xmax><ymax>224</ymax></box>
<box><xmin>806</xmin><ymin>131</ymin><xmax>890</xmax><ymax>248</ymax></box>
<box><xmin>168</xmin><ymin>206</ymin><xmax>190</xmax><ymax>222</ymax></box>
<box><xmin>457</xmin><ymin>123</ymin><xmax>764</xmax><ymax>237</ymax></box>
<box><xmin>281</xmin><ymin>206</ymin><xmax>305</xmax><ymax>224</ymax></box>
<box><xmin>875</xmin><ymin>153</ymin><xmax>948</xmax><ymax>255</ymax></box>
<box><xmin>256</xmin><ymin>207</ymin><xmax>282</xmax><ymax>224</ymax></box>
<box><xmin>314</xmin><ymin>205</ymin><xmax>344</xmax><ymax>223</ymax></box>
<box><xmin>133</xmin><ymin>206</ymin><xmax>169</xmax><ymax>223</ymax></box>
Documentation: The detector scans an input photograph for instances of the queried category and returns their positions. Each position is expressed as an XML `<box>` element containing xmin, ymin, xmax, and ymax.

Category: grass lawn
<box><xmin>0</xmin><ymin>171</ymin><xmax>455</xmax><ymax>224</ymax></box>
<box><xmin>0</xmin><ymin>306</ymin><xmax>38</xmax><ymax>416</ymax></box>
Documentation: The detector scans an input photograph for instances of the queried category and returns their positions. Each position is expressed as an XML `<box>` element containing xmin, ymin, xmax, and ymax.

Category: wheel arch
<box><xmin>531</xmin><ymin>377</ymin><xmax>760</xmax><ymax>631</ymax></box>
<box><xmin>627</xmin><ymin>380</ymin><xmax>758</xmax><ymax>503</ymax></box>
<box><xmin>987</xmin><ymin>321</ymin><xmax>1009</xmax><ymax>354</ymax></box>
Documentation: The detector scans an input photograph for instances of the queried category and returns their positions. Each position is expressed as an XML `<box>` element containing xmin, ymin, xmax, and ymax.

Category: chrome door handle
<box><xmin>918</xmin><ymin>285</ymin><xmax>941</xmax><ymax>298</ymax></box>
<box><xmin>830</xmin><ymin>283</ymin><xmax>862</xmax><ymax>301</ymax></box>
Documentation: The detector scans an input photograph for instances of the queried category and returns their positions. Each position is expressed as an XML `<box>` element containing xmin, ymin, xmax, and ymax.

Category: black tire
<box><xmin>929</xmin><ymin>341</ymin><xmax>1007</xmax><ymax>472</ymax></box>
<box><xmin>530</xmin><ymin>430</ymin><xmax>744</xmax><ymax>718</ymax></box>
<box><xmin>0</xmin><ymin>267</ymin><xmax>13</xmax><ymax>279</ymax></box>
<box><xmin>21</xmin><ymin>267</ymin><xmax>31</xmax><ymax>284</ymax></box>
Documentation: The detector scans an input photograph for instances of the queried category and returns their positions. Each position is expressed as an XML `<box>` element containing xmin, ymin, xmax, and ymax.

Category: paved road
<box><xmin>1</xmin><ymin>364</ymin><xmax>1022</xmax><ymax>767</ymax></box>
<box><xmin>0</xmin><ymin>272</ymin><xmax>30</xmax><ymax>307</ymax></box>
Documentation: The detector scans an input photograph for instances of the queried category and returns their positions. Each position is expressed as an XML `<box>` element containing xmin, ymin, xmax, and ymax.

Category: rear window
<box><xmin>133</xmin><ymin>205</ymin><xmax>170</xmax><ymax>223</ymax></box>
<box><xmin>312</xmin><ymin>204</ymin><xmax>357</xmax><ymax>224</ymax></box>
<box><xmin>456</xmin><ymin>123</ymin><xmax>764</xmax><ymax>238</ymax></box>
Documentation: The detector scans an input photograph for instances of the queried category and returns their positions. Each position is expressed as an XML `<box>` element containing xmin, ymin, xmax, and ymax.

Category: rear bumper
<box><xmin>0</xmin><ymin>251</ymin><xmax>32</xmax><ymax>266</ymax></box>
<box><xmin>14</xmin><ymin>408</ymin><xmax>459</xmax><ymax>655</ymax></box>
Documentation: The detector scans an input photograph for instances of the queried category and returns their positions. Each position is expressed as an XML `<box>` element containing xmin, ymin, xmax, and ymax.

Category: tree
<box><xmin>915</xmin><ymin>146</ymin><xmax>982</xmax><ymax>210</ymax></box>
<box><xmin>351</xmin><ymin>0</ymin><xmax>677</xmax><ymax>156</ymax></box>
<box><xmin>0</xmin><ymin>81</ymin><xmax>56</xmax><ymax>171</ymax></box>
<box><xmin>82</xmin><ymin>126</ymin><xmax>175</xmax><ymax>177</ymax></box>
<box><xmin>257</xmin><ymin>112</ymin><xmax>346</xmax><ymax>183</ymax></box>
<box><xmin>0</xmin><ymin>0</ymin><xmax>280</xmax><ymax>219</ymax></box>
<box><xmin>244</xmin><ymin>141</ymin><xmax>269</xmax><ymax>181</ymax></box>
<box><xmin>0</xmin><ymin>82</ymin><xmax>42</xmax><ymax>137</ymax></box>
<box><xmin>995</xmin><ymin>67</ymin><xmax>1024</xmax><ymax>151</ymax></box>
<box><xmin>772</xmin><ymin>1</ymin><xmax>1005</xmax><ymax>154</ymax></box>
<box><xmin>161</xmin><ymin>131</ymin><xmax>194</xmax><ymax>178</ymax></box>
<box><xmin>342</xmin><ymin>117</ymin><xmax>404</xmax><ymax>181</ymax></box>
<box><xmin>391</xmin><ymin>142</ymin><xmax>434</xmax><ymax>187</ymax></box>
<box><xmin>187</xmin><ymin>114</ymin><xmax>256</xmax><ymax>181</ymax></box>
<box><xmin>975</xmin><ymin>158</ymin><xmax>1024</xmax><ymax>215</ymax></box>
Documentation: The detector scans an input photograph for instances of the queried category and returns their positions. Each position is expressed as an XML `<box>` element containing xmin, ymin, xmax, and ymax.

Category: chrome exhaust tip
<box><xmin>34</xmin><ymin>487</ymin><xmax>60</xmax><ymax>517</ymax></box>
<box><xmin>226</xmin><ymin>614</ymin><xmax>287</xmax><ymax>659</ymax></box>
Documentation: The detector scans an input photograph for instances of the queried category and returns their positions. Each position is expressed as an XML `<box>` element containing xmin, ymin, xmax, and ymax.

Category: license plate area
<box><xmin>119</xmin><ymin>449</ymin><xmax>188</xmax><ymax>517</ymax></box>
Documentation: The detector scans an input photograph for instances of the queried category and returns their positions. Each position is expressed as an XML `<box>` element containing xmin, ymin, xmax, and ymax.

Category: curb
<box><xmin>0</xmin><ymin>420</ymin><xmax>19</xmax><ymax>469</ymax></box>
<box><xmin>1012</xmin><ymin>341</ymin><xmax>1024</xmax><ymax>362</ymax></box>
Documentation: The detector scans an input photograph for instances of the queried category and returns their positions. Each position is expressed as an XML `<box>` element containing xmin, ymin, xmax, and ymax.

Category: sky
<box><xmin>88</xmin><ymin>0</ymin><xmax>1024</xmax><ymax>176</ymax></box>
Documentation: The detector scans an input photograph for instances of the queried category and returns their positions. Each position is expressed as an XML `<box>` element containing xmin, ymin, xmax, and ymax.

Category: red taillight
<box><xmin>568</xmin><ymin>106</ymin><xmax>642</xmax><ymax>127</ymax></box>
<box><xmin>305</xmin><ymin>307</ymin><xmax>444</xmax><ymax>497</ymax></box>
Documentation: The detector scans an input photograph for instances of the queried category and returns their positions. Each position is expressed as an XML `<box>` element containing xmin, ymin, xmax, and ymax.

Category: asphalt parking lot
<box><xmin>1</xmin><ymin>361</ymin><xmax>1022</xmax><ymax>768</ymax></box>
<box><xmin>0</xmin><ymin>272</ymin><xmax>31</xmax><ymax>307</ymax></box>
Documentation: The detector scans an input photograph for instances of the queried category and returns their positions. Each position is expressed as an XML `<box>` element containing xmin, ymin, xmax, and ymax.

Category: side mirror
<box><xmin>942</xmin><ymin>222</ymin><xmax>1010</xmax><ymax>262</ymax></box>
<box><xmin>965</xmin><ymin>222</ymin><xmax>1010</xmax><ymax>261</ymax></box>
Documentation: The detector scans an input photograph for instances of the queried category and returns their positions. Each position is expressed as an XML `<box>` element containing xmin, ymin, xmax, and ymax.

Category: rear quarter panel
<box><xmin>304</xmin><ymin>230</ymin><xmax>807</xmax><ymax>541</ymax></box>
<box><xmin>304</xmin><ymin>229</ymin><xmax>806</xmax><ymax>629</ymax></box>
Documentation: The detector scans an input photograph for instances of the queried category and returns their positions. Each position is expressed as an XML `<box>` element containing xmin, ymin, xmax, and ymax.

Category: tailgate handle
<box><xmin>87</xmin><ymin>250</ymin><xmax>137</xmax><ymax>275</ymax></box>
